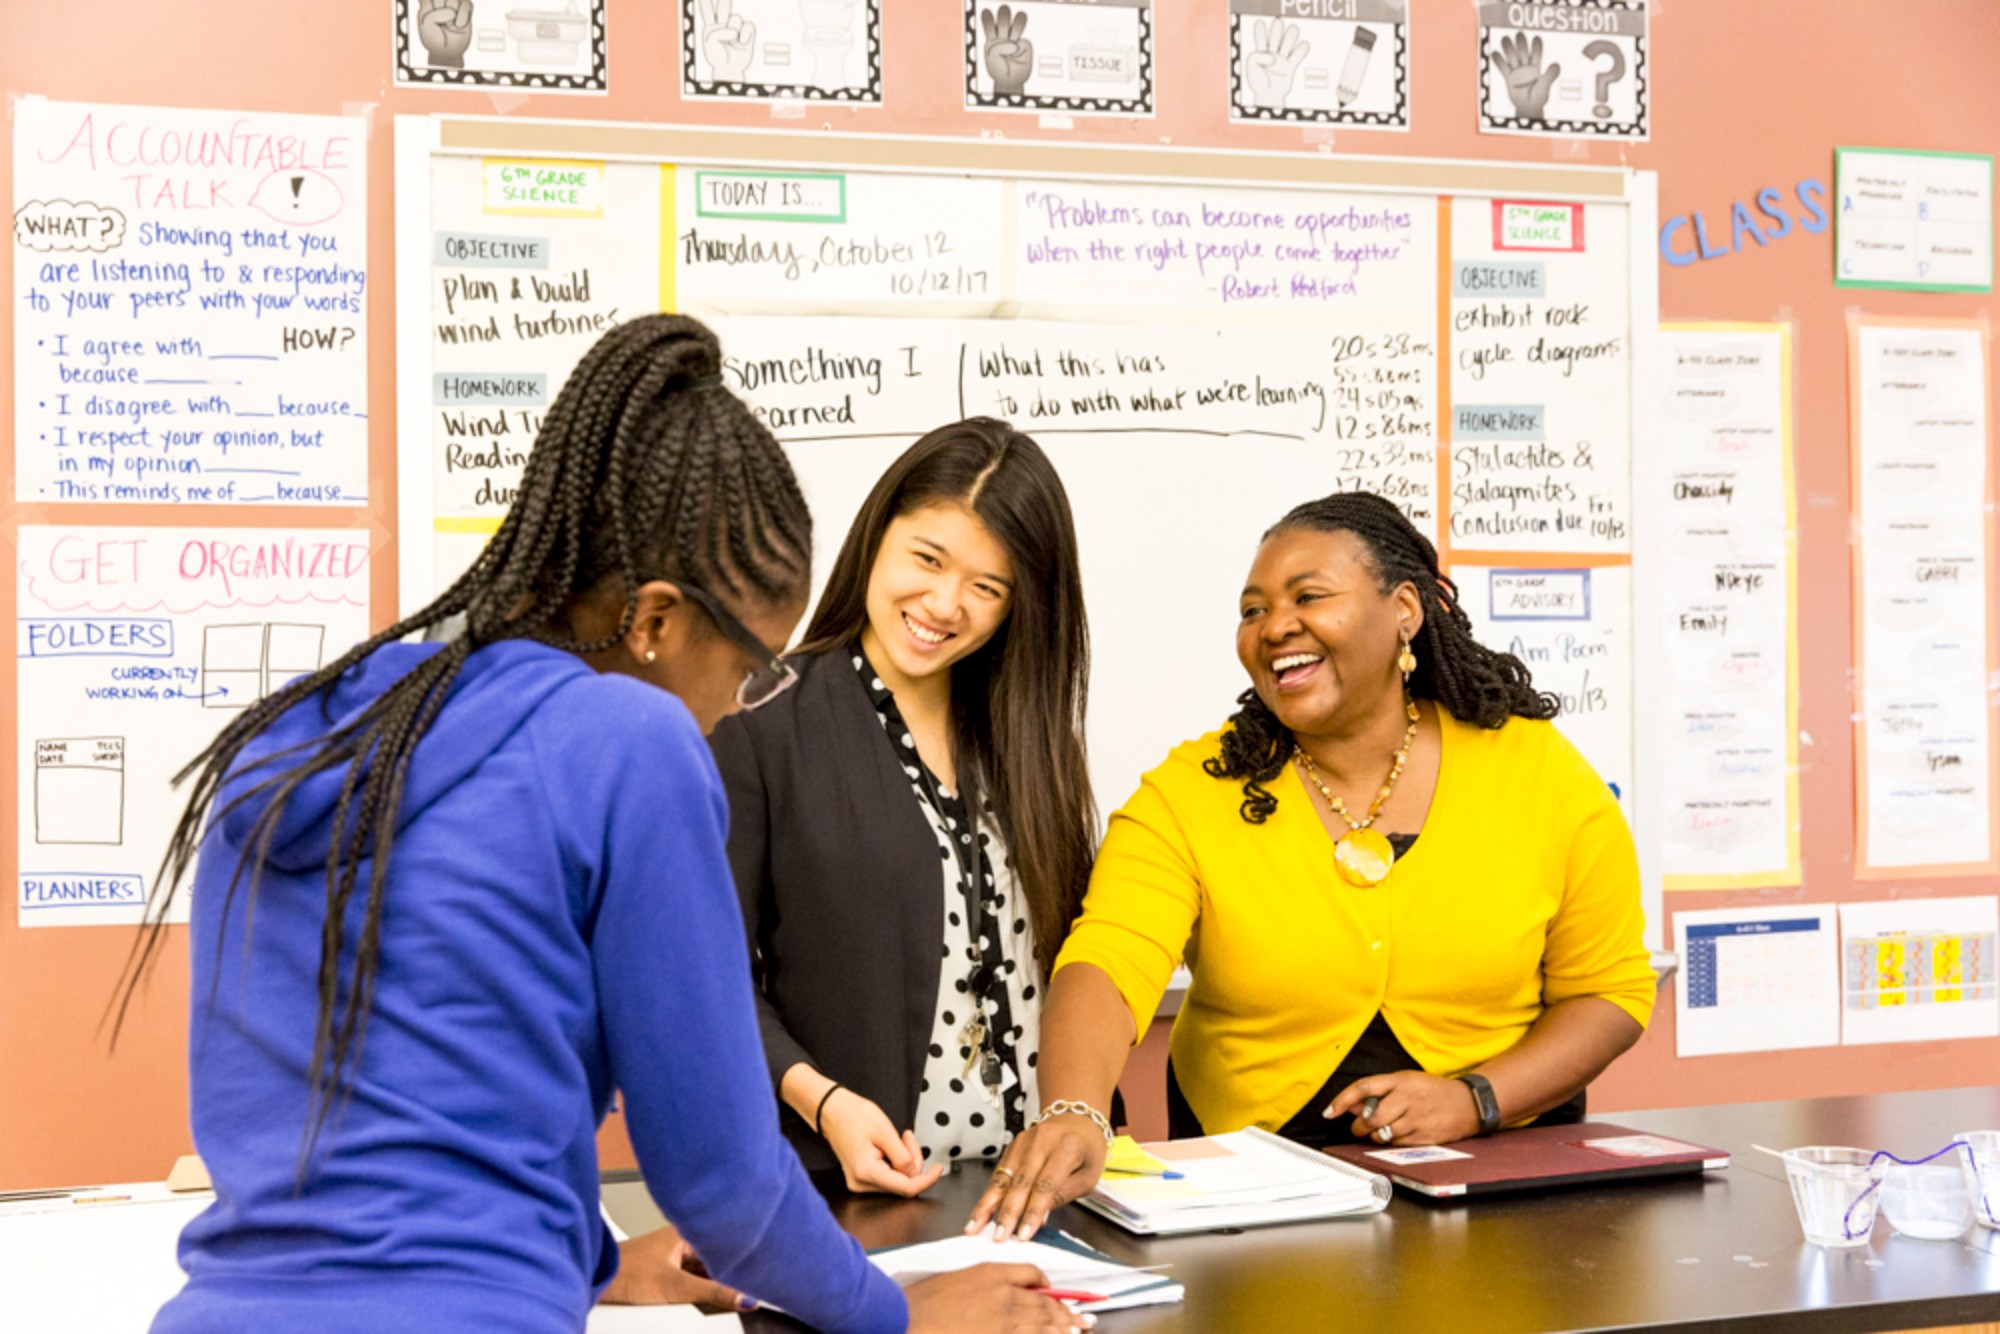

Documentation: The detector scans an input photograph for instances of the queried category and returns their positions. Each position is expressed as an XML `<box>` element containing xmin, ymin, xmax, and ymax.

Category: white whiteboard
<box><xmin>396</xmin><ymin>118</ymin><xmax>1663</xmax><ymax>938</ymax></box>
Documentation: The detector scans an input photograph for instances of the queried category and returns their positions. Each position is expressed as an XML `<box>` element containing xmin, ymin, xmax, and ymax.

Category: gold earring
<box><xmin>645</xmin><ymin>650</ymin><xmax>658</xmax><ymax>664</ymax></box>
<box><xmin>1397</xmin><ymin>637</ymin><xmax>1417</xmax><ymax>677</ymax></box>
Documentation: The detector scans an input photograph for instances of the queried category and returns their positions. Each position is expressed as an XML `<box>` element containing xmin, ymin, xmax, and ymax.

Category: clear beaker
<box><xmin>1954</xmin><ymin>1131</ymin><xmax>2000</xmax><ymax>1230</ymax></box>
<box><xmin>1879</xmin><ymin>1162</ymin><xmax>1972</xmax><ymax>1239</ymax></box>
<box><xmin>1781</xmin><ymin>1146</ymin><xmax>1882</xmax><ymax>1247</ymax></box>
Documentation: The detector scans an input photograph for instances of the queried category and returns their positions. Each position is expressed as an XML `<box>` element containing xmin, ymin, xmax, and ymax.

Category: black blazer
<box><xmin>708</xmin><ymin>649</ymin><xmax>947</xmax><ymax>1171</ymax></box>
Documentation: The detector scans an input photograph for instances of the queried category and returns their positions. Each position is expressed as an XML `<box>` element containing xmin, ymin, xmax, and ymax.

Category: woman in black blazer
<box><xmin>710</xmin><ymin>419</ymin><xmax>1095</xmax><ymax>1193</ymax></box>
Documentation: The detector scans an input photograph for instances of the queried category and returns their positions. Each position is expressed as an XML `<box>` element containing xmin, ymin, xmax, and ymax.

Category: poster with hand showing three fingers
<box><xmin>1478</xmin><ymin>0</ymin><xmax>1647</xmax><ymax>140</ymax></box>
<box><xmin>394</xmin><ymin>0</ymin><xmax>608</xmax><ymax>92</ymax></box>
<box><xmin>1229</xmin><ymin>0</ymin><xmax>1409</xmax><ymax>130</ymax></box>
<box><xmin>681</xmin><ymin>0</ymin><xmax>883</xmax><ymax>103</ymax></box>
<box><xmin>965</xmin><ymin>0</ymin><xmax>1153</xmax><ymax>117</ymax></box>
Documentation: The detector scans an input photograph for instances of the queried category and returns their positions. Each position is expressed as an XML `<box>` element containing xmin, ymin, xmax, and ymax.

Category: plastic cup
<box><xmin>1781</xmin><ymin>1147</ymin><xmax>1883</xmax><ymax>1247</ymax></box>
<box><xmin>1954</xmin><ymin>1131</ymin><xmax>2000</xmax><ymax>1230</ymax></box>
<box><xmin>1880</xmin><ymin>1162</ymin><xmax>1972</xmax><ymax>1240</ymax></box>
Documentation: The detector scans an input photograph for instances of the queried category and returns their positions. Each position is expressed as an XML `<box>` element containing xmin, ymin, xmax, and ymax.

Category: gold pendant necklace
<box><xmin>1296</xmin><ymin>698</ymin><xmax>1422</xmax><ymax>887</ymax></box>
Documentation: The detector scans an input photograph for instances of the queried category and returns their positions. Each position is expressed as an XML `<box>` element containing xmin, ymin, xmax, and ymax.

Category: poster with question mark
<box><xmin>1477</xmin><ymin>0</ymin><xmax>1648</xmax><ymax>141</ymax></box>
<box><xmin>11</xmin><ymin>99</ymin><xmax>370</xmax><ymax>507</ymax></box>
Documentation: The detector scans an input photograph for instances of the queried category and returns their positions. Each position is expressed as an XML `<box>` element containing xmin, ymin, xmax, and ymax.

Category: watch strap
<box><xmin>1457</xmin><ymin>1072</ymin><xmax>1502</xmax><ymax>1137</ymax></box>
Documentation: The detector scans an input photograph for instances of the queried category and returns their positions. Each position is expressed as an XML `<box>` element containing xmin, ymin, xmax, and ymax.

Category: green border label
<box><xmin>693</xmin><ymin>171</ymin><xmax>847</xmax><ymax>224</ymax></box>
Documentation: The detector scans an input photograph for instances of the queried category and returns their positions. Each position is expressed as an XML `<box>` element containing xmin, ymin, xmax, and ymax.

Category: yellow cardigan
<box><xmin>1055</xmin><ymin>709</ymin><xmax>1655</xmax><ymax>1137</ymax></box>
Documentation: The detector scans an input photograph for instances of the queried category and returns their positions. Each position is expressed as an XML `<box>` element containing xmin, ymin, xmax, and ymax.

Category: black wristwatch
<box><xmin>1457</xmin><ymin>1072</ymin><xmax>1502</xmax><ymax>1137</ymax></box>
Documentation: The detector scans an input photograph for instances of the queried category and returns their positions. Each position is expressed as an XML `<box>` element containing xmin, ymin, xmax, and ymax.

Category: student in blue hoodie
<box><xmin>134</xmin><ymin>316</ymin><xmax>1086</xmax><ymax>1334</ymax></box>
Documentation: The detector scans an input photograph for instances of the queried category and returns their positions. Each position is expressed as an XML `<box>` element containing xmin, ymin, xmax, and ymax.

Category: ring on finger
<box><xmin>991</xmin><ymin>1167</ymin><xmax>1017</xmax><ymax>1185</ymax></box>
<box><xmin>1373</xmin><ymin>1123</ymin><xmax>1394</xmax><ymax>1143</ymax></box>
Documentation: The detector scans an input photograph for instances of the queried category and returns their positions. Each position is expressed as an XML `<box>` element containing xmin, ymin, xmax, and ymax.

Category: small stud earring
<box><xmin>645</xmin><ymin>650</ymin><xmax>658</xmax><ymax>664</ymax></box>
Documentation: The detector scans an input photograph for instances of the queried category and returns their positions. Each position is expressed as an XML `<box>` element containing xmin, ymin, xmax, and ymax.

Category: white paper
<box><xmin>872</xmin><ymin>1232</ymin><xmax>1180</xmax><ymax>1313</ymax></box>
<box><xmin>680</xmin><ymin>0</ymin><xmax>882</xmax><ymax>103</ymax></box>
<box><xmin>16</xmin><ymin>527</ymin><xmax>372</xmax><ymax>927</ymax></box>
<box><xmin>675</xmin><ymin>168</ymin><xmax>1006</xmax><ymax>315</ymax></box>
<box><xmin>1477</xmin><ymin>1</ymin><xmax>1648</xmax><ymax>141</ymax></box>
<box><xmin>13</xmin><ymin>100</ymin><xmax>369</xmax><ymax>506</ymax></box>
<box><xmin>1656</xmin><ymin>327</ymin><xmax>1797</xmax><ymax>883</ymax></box>
<box><xmin>1448</xmin><ymin>200</ymin><xmax>1633</xmax><ymax>555</ymax></box>
<box><xmin>964</xmin><ymin>0</ymin><xmax>1154</xmax><ymax>117</ymax></box>
<box><xmin>1840</xmin><ymin>897</ymin><xmax>2000</xmax><ymax>1045</ymax></box>
<box><xmin>396</xmin><ymin>0</ymin><xmax>608</xmax><ymax>93</ymax></box>
<box><xmin>1853</xmin><ymin>323</ymin><xmax>1994</xmax><ymax>870</ymax></box>
<box><xmin>1837</xmin><ymin>149</ymin><xmax>1993</xmax><ymax>291</ymax></box>
<box><xmin>1459</xmin><ymin>564</ymin><xmax>1632</xmax><ymax>812</ymax></box>
<box><xmin>1228</xmin><ymin>1</ymin><xmax>1409</xmax><ymax>130</ymax></box>
<box><xmin>1674</xmin><ymin>905</ymin><xmax>1839</xmax><ymax>1057</ymax></box>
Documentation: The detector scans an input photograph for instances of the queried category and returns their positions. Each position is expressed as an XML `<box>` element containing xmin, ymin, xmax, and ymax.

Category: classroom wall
<box><xmin>5</xmin><ymin>0</ymin><xmax>2000</xmax><ymax>1189</ymax></box>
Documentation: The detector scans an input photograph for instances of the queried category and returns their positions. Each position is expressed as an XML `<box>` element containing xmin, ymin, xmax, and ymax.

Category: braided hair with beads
<box><xmin>114</xmin><ymin>315</ymin><xmax>812</xmax><ymax>1170</ymax></box>
<box><xmin>1204</xmin><ymin>491</ymin><xmax>1556</xmax><ymax>825</ymax></box>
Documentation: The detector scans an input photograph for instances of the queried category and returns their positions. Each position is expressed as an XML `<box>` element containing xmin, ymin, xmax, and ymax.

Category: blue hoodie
<box><xmin>153</xmin><ymin>639</ymin><xmax>907</xmax><ymax>1334</ymax></box>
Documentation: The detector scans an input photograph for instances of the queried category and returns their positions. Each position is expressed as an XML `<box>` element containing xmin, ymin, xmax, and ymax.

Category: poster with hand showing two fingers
<box><xmin>1478</xmin><ymin>0</ymin><xmax>1647</xmax><ymax>140</ymax></box>
<box><xmin>681</xmin><ymin>0</ymin><xmax>883</xmax><ymax>103</ymax></box>
<box><xmin>1229</xmin><ymin>0</ymin><xmax>1409</xmax><ymax>129</ymax></box>
<box><xmin>965</xmin><ymin>0</ymin><xmax>1154</xmax><ymax>117</ymax></box>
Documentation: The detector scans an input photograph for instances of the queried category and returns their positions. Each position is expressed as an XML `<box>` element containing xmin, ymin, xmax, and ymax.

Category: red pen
<box><xmin>1034</xmin><ymin>1288</ymin><xmax>1109</xmax><ymax>1303</ymax></box>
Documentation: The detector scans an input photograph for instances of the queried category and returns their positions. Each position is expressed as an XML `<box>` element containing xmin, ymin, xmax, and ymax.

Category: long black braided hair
<box><xmin>1205</xmin><ymin>491</ymin><xmax>1556</xmax><ymax>824</ymax></box>
<box><xmin>113</xmin><ymin>315</ymin><xmax>812</xmax><ymax>1171</ymax></box>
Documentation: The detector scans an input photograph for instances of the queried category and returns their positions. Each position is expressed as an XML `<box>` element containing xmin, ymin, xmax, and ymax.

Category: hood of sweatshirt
<box><xmin>213</xmin><ymin>639</ymin><xmax>590</xmax><ymax>874</ymax></box>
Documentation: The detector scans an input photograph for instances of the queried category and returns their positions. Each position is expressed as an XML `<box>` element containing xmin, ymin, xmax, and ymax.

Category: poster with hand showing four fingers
<box><xmin>394</xmin><ymin>0</ymin><xmax>608</xmax><ymax>91</ymax></box>
<box><xmin>1229</xmin><ymin>0</ymin><xmax>1409</xmax><ymax>129</ymax></box>
<box><xmin>964</xmin><ymin>0</ymin><xmax>1154</xmax><ymax>117</ymax></box>
<box><xmin>1478</xmin><ymin>0</ymin><xmax>1648</xmax><ymax>140</ymax></box>
<box><xmin>681</xmin><ymin>0</ymin><xmax>883</xmax><ymax>103</ymax></box>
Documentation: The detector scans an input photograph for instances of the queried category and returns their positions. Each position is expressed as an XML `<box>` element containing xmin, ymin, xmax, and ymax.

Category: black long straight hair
<box><xmin>798</xmin><ymin>419</ymin><xmax>1095</xmax><ymax>976</ymax></box>
<box><xmin>113</xmin><ymin>315</ymin><xmax>814</xmax><ymax>1174</ymax></box>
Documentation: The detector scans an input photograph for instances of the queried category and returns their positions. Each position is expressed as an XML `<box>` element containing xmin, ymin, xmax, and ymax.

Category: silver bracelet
<box><xmin>1029</xmin><ymin>1099</ymin><xmax>1115</xmax><ymax>1144</ymax></box>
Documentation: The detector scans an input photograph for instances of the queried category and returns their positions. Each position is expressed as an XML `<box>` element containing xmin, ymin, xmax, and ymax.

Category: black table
<box><xmin>690</xmin><ymin>1088</ymin><xmax>2000</xmax><ymax>1332</ymax></box>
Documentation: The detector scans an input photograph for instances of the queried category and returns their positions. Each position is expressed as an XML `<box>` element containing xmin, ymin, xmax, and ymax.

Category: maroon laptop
<box><xmin>1324</xmin><ymin>1121</ymin><xmax>1730</xmax><ymax>1198</ymax></box>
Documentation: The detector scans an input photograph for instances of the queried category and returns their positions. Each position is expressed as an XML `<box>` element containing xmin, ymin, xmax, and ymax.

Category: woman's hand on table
<box><xmin>821</xmin><ymin>1089</ymin><xmax>947</xmax><ymax>1197</ymax></box>
<box><xmin>1325</xmin><ymin>1070</ymin><xmax>1482</xmax><ymax>1146</ymax></box>
<box><xmin>965</xmin><ymin>1113</ymin><xmax>1110</xmax><ymax>1241</ymax></box>
<box><xmin>598</xmin><ymin>1223</ymin><xmax>753</xmax><ymax>1311</ymax></box>
<box><xmin>906</xmin><ymin>1264</ymin><xmax>1095</xmax><ymax>1333</ymax></box>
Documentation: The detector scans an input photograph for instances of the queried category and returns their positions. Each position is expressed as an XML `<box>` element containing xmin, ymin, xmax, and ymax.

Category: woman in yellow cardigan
<box><xmin>970</xmin><ymin>491</ymin><xmax>1655</xmax><ymax>1239</ymax></box>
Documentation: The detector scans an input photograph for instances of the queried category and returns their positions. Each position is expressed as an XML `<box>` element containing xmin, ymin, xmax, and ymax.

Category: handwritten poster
<box><xmin>12</xmin><ymin>100</ymin><xmax>368</xmax><ymax>506</ymax></box>
<box><xmin>1657</xmin><ymin>324</ymin><xmax>1800</xmax><ymax>888</ymax></box>
<box><xmin>1449</xmin><ymin>200</ymin><xmax>1632</xmax><ymax>556</ymax></box>
<box><xmin>425</xmin><ymin>156</ymin><xmax>661</xmax><ymax>593</ymax></box>
<box><xmin>681</xmin><ymin>0</ymin><xmax>883</xmax><ymax>103</ymax></box>
<box><xmin>395</xmin><ymin>0</ymin><xmax>608</xmax><ymax>93</ymax></box>
<box><xmin>1460</xmin><ymin>564</ymin><xmax>1632</xmax><ymax>810</ymax></box>
<box><xmin>1228</xmin><ymin>0</ymin><xmax>1409</xmax><ymax>129</ymax></box>
<box><xmin>1477</xmin><ymin>1</ymin><xmax>1648</xmax><ymax>141</ymax></box>
<box><xmin>1834</xmin><ymin>148</ymin><xmax>1993</xmax><ymax>293</ymax></box>
<box><xmin>16</xmin><ymin>527</ymin><xmax>372</xmax><ymax>928</ymax></box>
<box><xmin>964</xmin><ymin>0</ymin><xmax>1154</xmax><ymax>117</ymax></box>
<box><xmin>1850</xmin><ymin>317</ymin><xmax>1998</xmax><ymax>875</ymax></box>
<box><xmin>1675</xmin><ymin>905</ymin><xmax>1839</xmax><ymax>1057</ymax></box>
<box><xmin>1841</xmin><ymin>897</ymin><xmax>2000</xmax><ymax>1045</ymax></box>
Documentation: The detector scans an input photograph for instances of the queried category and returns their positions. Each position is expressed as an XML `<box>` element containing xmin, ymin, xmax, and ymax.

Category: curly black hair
<box><xmin>1204</xmin><ymin>492</ymin><xmax>1556</xmax><ymax>824</ymax></box>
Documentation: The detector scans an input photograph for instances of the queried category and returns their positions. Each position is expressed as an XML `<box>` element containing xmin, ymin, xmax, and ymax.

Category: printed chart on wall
<box><xmin>16</xmin><ymin>528</ymin><xmax>371</xmax><ymax>927</ymax></box>
<box><xmin>1673</xmin><ymin>904</ymin><xmax>1838</xmax><ymax>1058</ymax></box>
<box><xmin>682</xmin><ymin>0</ymin><xmax>884</xmax><ymax>103</ymax></box>
<box><xmin>1477</xmin><ymin>1</ymin><xmax>1647</xmax><ymax>141</ymax></box>
<box><xmin>402</xmin><ymin>121</ymin><xmax>1648</xmax><ymax>907</ymax></box>
<box><xmin>1848</xmin><ymin>316</ymin><xmax>1998</xmax><ymax>877</ymax></box>
<box><xmin>394</xmin><ymin>0</ymin><xmax>609</xmax><ymax>92</ymax></box>
<box><xmin>1228</xmin><ymin>1</ymin><xmax>1409</xmax><ymax>130</ymax></box>
<box><xmin>1656</xmin><ymin>324</ymin><xmax>1800</xmax><ymax>889</ymax></box>
<box><xmin>1841</xmin><ymin>897</ymin><xmax>1999</xmax><ymax>1045</ymax></box>
<box><xmin>965</xmin><ymin>1</ymin><xmax>1154</xmax><ymax>116</ymax></box>
<box><xmin>1834</xmin><ymin>148</ymin><xmax>1992</xmax><ymax>293</ymax></box>
<box><xmin>12</xmin><ymin>99</ymin><xmax>369</xmax><ymax>506</ymax></box>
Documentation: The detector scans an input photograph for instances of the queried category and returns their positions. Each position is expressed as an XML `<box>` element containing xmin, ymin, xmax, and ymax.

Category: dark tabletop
<box><xmin>738</xmin><ymin>1087</ymin><xmax>2000</xmax><ymax>1333</ymax></box>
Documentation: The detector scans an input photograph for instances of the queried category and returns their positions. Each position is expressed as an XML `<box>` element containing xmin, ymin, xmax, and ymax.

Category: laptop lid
<box><xmin>1323</xmin><ymin>1121</ymin><xmax>1730</xmax><ymax>1199</ymax></box>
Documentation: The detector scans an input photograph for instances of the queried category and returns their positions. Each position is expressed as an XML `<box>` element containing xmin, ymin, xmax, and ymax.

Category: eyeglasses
<box><xmin>642</xmin><ymin>576</ymin><xmax>798</xmax><ymax>710</ymax></box>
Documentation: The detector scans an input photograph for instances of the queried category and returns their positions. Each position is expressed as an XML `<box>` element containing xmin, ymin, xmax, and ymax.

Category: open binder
<box><xmin>1078</xmin><ymin>1127</ymin><xmax>1392</xmax><ymax>1235</ymax></box>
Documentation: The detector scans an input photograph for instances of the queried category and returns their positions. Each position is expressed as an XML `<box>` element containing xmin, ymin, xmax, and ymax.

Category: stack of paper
<box><xmin>1082</xmin><ymin>1128</ymin><xmax>1392</xmax><ymax>1235</ymax></box>
<box><xmin>871</xmin><ymin>1230</ymin><xmax>1182</xmax><ymax>1315</ymax></box>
